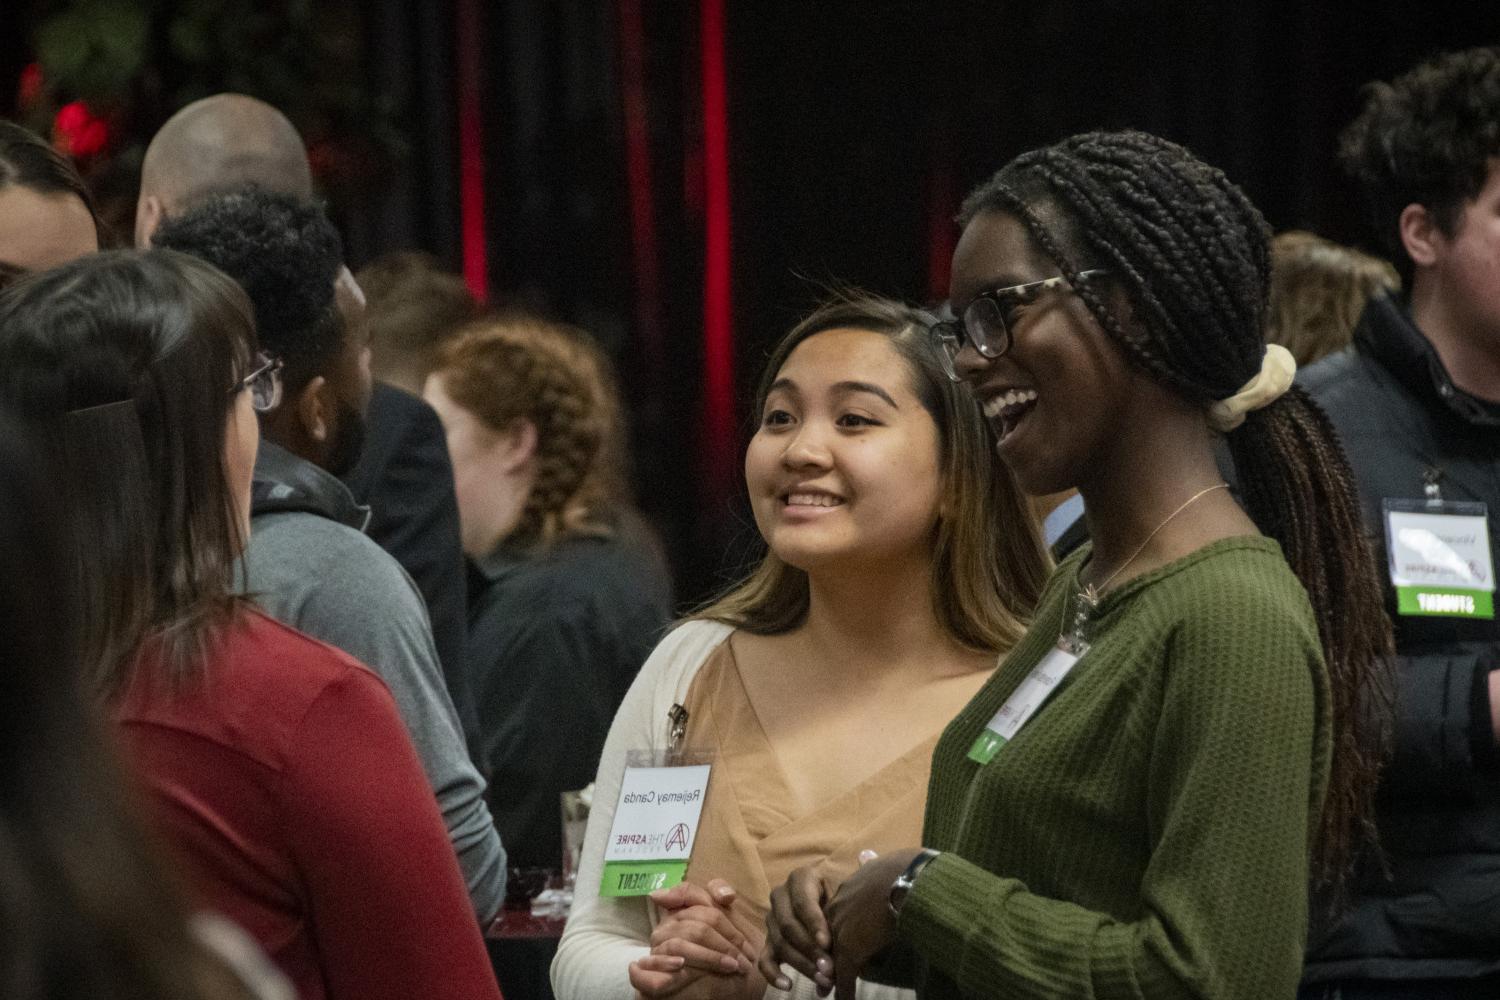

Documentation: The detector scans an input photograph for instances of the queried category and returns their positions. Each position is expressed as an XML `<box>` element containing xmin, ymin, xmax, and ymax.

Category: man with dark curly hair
<box><xmin>136</xmin><ymin>95</ymin><xmax>481</xmax><ymax>770</ymax></box>
<box><xmin>1300</xmin><ymin>46</ymin><xmax>1500</xmax><ymax>999</ymax></box>
<box><xmin>154</xmin><ymin>187</ymin><xmax>507</xmax><ymax>925</ymax></box>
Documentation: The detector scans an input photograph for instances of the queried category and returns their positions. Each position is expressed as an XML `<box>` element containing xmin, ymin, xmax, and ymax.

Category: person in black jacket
<box><xmin>1299</xmin><ymin>46</ymin><xmax>1500</xmax><ymax>999</ymax></box>
<box><xmin>342</xmin><ymin>382</ymin><xmax>480</xmax><ymax>754</ymax></box>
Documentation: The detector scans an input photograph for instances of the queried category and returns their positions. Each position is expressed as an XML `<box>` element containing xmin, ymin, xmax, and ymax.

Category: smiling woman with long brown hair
<box><xmin>552</xmin><ymin>292</ymin><xmax>1048</xmax><ymax>1000</ymax></box>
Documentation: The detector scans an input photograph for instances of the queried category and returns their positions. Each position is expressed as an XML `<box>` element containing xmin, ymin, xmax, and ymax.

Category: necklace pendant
<box><xmin>1080</xmin><ymin>583</ymin><xmax>1101</xmax><ymax>609</ymax></box>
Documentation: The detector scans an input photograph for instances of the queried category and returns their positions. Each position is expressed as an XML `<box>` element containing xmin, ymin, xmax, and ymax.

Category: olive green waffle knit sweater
<box><xmin>900</xmin><ymin>536</ymin><xmax>1330</xmax><ymax>999</ymax></box>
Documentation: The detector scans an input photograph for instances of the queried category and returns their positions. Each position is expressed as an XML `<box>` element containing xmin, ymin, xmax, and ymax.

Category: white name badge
<box><xmin>599</xmin><ymin>763</ymin><xmax>711</xmax><ymax>897</ymax></box>
<box><xmin>1383</xmin><ymin>500</ymin><xmax>1495</xmax><ymax>619</ymax></box>
<box><xmin>968</xmin><ymin>643</ymin><xmax>1080</xmax><ymax>764</ymax></box>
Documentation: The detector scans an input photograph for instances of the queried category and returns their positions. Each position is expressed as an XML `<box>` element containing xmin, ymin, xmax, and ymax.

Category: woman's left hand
<box><xmin>822</xmin><ymin>849</ymin><xmax>920</xmax><ymax>999</ymax></box>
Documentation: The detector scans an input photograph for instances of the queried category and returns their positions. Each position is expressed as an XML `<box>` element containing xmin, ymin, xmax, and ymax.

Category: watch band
<box><xmin>888</xmin><ymin>848</ymin><xmax>940</xmax><ymax>918</ymax></box>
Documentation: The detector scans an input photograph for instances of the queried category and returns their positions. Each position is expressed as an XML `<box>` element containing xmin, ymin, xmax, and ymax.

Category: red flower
<box><xmin>53</xmin><ymin>101</ymin><xmax>111</xmax><ymax>159</ymax></box>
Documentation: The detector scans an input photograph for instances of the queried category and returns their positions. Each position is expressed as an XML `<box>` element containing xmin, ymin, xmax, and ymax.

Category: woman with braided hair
<box><xmin>762</xmin><ymin>130</ymin><xmax>1395</xmax><ymax>1000</ymax></box>
<box><xmin>424</xmin><ymin>314</ymin><xmax>675</xmax><ymax>890</ymax></box>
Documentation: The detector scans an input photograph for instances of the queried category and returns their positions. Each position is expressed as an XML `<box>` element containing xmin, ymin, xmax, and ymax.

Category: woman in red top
<box><xmin>0</xmin><ymin>250</ymin><xmax>503</xmax><ymax>1000</ymax></box>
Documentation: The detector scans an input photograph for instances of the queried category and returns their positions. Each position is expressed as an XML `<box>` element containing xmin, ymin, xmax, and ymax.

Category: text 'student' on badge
<box><xmin>1383</xmin><ymin>498</ymin><xmax>1495</xmax><ymax>620</ymax></box>
<box><xmin>598</xmin><ymin>741</ymin><xmax>713</xmax><ymax>898</ymax></box>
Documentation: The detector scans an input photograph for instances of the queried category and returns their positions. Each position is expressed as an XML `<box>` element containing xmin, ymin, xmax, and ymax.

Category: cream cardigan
<box><xmin>550</xmin><ymin>620</ymin><xmax>910</xmax><ymax>1000</ymax></box>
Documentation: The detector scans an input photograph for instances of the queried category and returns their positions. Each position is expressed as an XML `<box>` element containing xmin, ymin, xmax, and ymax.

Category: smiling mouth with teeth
<box><xmin>981</xmin><ymin>388</ymin><xmax>1039</xmax><ymax>440</ymax></box>
<box><xmin>783</xmin><ymin>492</ymin><xmax>845</xmax><ymax>508</ymax></box>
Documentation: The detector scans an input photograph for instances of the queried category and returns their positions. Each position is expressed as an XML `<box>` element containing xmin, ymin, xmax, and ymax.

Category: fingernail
<box><xmin>817</xmin><ymin>931</ymin><xmax>830</xmax><ymax>948</ymax></box>
<box><xmin>715</xmin><ymin>884</ymin><xmax>733</xmax><ymax>899</ymax></box>
<box><xmin>858</xmin><ymin>849</ymin><xmax>878</xmax><ymax>864</ymax></box>
<box><xmin>815</xmin><ymin>973</ymin><xmax>833</xmax><ymax>990</ymax></box>
<box><xmin>721</xmin><ymin>955</ymin><xmax>740</xmax><ymax>972</ymax></box>
<box><xmin>816</xmin><ymin>956</ymin><xmax>833</xmax><ymax>976</ymax></box>
<box><xmin>668</xmin><ymin>955</ymin><xmax>685</xmax><ymax>969</ymax></box>
<box><xmin>775</xmin><ymin>976</ymin><xmax>792</xmax><ymax>991</ymax></box>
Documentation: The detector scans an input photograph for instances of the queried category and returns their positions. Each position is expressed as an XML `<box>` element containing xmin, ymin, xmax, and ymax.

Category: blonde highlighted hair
<box><xmin>695</xmin><ymin>292</ymin><xmax>1050</xmax><ymax>653</ymax></box>
<box><xmin>1267</xmin><ymin>231</ymin><xmax>1400</xmax><ymax>367</ymax></box>
<box><xmin>431</xmin><ymin>314</ymin><xmax>620</xmax><ymax>550</ymax></box>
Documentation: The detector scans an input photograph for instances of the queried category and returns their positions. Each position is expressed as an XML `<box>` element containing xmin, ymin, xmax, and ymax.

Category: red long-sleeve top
<box><xmin>116</xmin><ymin>607</ymin><xmax>502</xmax><ymax>1000</ymax></box>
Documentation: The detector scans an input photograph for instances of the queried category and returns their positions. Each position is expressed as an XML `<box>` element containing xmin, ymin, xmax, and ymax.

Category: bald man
<box><xmin>135</xmin><ymin>93</ymin><xmax>311</xmax><ymax>246</ymax></box>
<box><xmin>138</xmin><ymin>95</ymin><xmax>499</xmax><ymax>918</ymax></box>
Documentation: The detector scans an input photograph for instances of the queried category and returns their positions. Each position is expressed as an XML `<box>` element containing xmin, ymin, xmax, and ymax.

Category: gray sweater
<box><xmin>241</xmin><ymin>442</ymin><xmax>506</xmax><ymax>921</ymax></box>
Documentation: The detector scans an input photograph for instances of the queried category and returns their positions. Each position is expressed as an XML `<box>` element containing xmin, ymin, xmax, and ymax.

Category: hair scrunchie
<box><xmin>1206</xmin><ymin>344</ymin><xmax>1297</xmax><ymax>432</ymax></box>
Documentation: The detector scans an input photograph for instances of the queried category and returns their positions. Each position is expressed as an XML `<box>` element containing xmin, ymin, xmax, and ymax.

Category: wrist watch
<box><xmin>888</xmin><ymin>849</ymin><xmax>940</xmax><ymax>918</ymax></box>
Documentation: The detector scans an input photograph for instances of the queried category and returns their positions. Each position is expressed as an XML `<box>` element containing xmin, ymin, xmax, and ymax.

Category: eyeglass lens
<box><xmin>963</xmin><ymin>297</ymin><xmax>1009</xmax><ymax>359</ymax></box>
<box><xmin>248</xmin><ymin>359</ymin><xmax>281</xmax><ymax>412</ymax></box>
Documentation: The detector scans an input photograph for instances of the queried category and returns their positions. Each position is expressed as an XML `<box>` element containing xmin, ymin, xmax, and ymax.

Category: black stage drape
<box><xmin>6</xmin><ymin>0</ymin><xmax>1499</xmax><ymax>603</ymax></box>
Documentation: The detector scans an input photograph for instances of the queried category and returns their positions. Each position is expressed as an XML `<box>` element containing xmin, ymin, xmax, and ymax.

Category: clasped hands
<box><xmin>629</xmin><ymin>879</ymin><xmax>762</xmax><ymax>1000</ymax></box>
<box><xmin>635</xmin><ymin>849</ymin><xmax>919</xmax><ymax>1000</ymax></box>
<box><xmin>755</xmin><ymin>849</ymin><xmax>919</xmax><ymax>998</ymax></box>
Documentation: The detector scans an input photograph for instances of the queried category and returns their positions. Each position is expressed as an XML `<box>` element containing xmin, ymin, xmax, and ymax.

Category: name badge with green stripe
<box><xmin>968</xmin><ymin>643</ymin><xmax>1080</xmax><ymax>764</ymax></box>
<box><xmin>599</xmin><ymin>763</ymin><xmax>710</xmax><ymax>896</ymax></box>
<box><xmin>1383</xmin><ymin>499</ymin><xmax>1494</xmax><ymax>620</ymax></box>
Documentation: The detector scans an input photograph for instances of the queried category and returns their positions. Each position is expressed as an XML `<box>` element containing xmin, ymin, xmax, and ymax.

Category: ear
<box><xmin>1398</xmin><ymin>203</ymin><xmax>1442</xmax><ymax>269</ymax></box>
<box><xmin>135</xmin><ymin>195</ymin><xmax>164</xmax><ymax>249</ymax></box>
<box><xmin>294</xmin><ymin>375</ymin><xmax>334</xmax><ymax>447</ymax></box>
<box><xmin>497</xmin><ymin>419</ymin><xmax>539</xmax><ymax>474</ymax></box>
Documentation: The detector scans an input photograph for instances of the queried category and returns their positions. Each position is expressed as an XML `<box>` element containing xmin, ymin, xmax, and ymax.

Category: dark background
<box><xmin>5</xmin><ymin>0</ymin><xmax>1499</xmax><ymax>604</ymax></box>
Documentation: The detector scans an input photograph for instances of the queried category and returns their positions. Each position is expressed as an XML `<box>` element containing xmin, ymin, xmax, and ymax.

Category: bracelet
<box><xmin>888</xmin><ymin>849</ymin><xmax>940</xmax><ymax>918</ymax></box>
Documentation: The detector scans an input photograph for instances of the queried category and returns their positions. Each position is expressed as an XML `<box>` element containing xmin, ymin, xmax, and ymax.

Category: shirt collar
<box><xmin>1357</xmin><ymin>292</ymin><xmax>1500</xmax><ymax>428</ymax></box>
<box><xmin>471</xmin><ymin>541</ymin><xmax>531</xmax><ymax>584</ymax></box>
<box><xmin>1042</xmin><ymin>493</ymin><xmax>1086</xmax><ymax>549</ymax></box>
<box><xmin>251</xmin><ymin>440</ymin><xmax>372</xmax><ymax>533</ymax></box>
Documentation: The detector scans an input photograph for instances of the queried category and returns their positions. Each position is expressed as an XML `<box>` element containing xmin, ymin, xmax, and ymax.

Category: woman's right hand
<box><xmin>759</xmin><ymin>865</ymin><xmax>836</xmax><ymax>994</ymax></box>
<box><xmin>630</xmin><ymin>879</ymin><xmax>760</xmax><ymax>999</ymax></box>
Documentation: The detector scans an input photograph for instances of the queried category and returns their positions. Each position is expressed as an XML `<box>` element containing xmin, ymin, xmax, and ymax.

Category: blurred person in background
<box><xmin>1267</xmin><ymin>230</ymin><xmax>1400</xmax><ymax>367</ymax></box>
<box><xmin>0</xmin><ymin>119</ymin><xmax>100</xmax><ymax>288</ymax></box>
<box><xmin>136</xmin><ymin>93</ymin><xmax>478</xmax><ymax>755</ymax></box>
<box><xmin>0</xmin><ymin>250</ymin><xmax>502</xmax><ymax>1000</ymax></box>
<box><xmin>426</xmin><ymin>314</ymin><xmax>675</xmax><ymax>859</ymax></box>
<box><xmin>426</xmin><ymin>313</ymin><xmax>675</xmax><ymax>998</ymax></box>
<box><xmin>553</xmin><ymin>294</ymin><xmax>1049</xmax><ymax>1000</ymax></box>
<box><xmin>1300</xmin><ymin>46</ymin><xmax>1500</xmax><ymax>1000</ymax></box>
<box><xmin>152</xmin><ymin>187</ymin><xmax>505</xmax><ymax>921</ymax></box>
<box><xmin>358</xmin><ymin>250</ymin><xmax>479</xmax><ymax>394</ymax></box>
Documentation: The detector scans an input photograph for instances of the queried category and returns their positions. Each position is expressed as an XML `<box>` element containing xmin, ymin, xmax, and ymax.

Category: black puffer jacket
<box><xmin>1300</xmin><ymin>293</ymin><xmax>1500</xmax><ymax>983</ymax></box>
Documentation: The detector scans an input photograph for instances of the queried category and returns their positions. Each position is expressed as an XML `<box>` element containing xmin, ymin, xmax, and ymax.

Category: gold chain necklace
<box><xmin>1066</xmin><ymin>483</ymin><xmax>1229</xmax><ymax>651</ymax></box>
